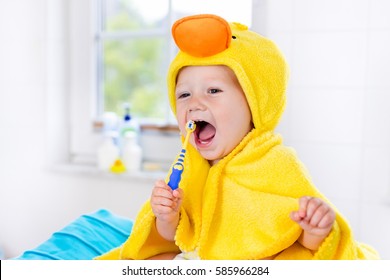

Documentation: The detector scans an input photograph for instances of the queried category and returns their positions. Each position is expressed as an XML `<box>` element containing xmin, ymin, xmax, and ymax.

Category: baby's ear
<box><xmin>172</xmin><ymin>14</ymin><xmax>231</xmax><ymax>57</ymax></box>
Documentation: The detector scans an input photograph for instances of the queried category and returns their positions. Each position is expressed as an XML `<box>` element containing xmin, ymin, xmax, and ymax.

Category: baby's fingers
<box><xmin>317</xmin><ymin>207</ymin><xmax>336</xmax><ymax>229</ymax></box>
<box><xmin>153</xmin><ymin>204</ymin><xmax>176</xmax><ymax>215</ymax></box>
<box><xmin>151</xmin><ymin>195</ymin><xmax>174</xmax><ymax>208</ymax></box>
<box><xmin>172</xmin><ymin>188</ymin><xmax>183</xmax><ymax>200</ymax></box>
<box><xmin>305</xmin><ymin>197</ymin><xmax>323</xmax><ymax>221</ymax></box>
<box><xmin>289</xmin><ymin>211</ymin><xmax>302</xmax><ymax>222</ymax></box>
<box><xmin>296</xmin><ymin>196</ymin><xmax>317</xmax><ymax>219</ymax></box>
<box><xmin>152</xmin><ymin>181</ymin><xmax>173</xmax><ymax>198</ymax></box>
<box><xmin>307</xmin><ymin>204</ymin><xmax>331</xmax><ymax>228</ymax></box>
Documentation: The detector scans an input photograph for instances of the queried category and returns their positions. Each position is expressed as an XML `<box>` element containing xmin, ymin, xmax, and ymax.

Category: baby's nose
<box><xmin>188</xmin><ymin>96</ymin><xmax>206</xmax><ymax>113</ymax></box>
<box><xmin>172</xmin><ymin>14</ymin><xmax>232</xmax><ymax>58</ymax></box>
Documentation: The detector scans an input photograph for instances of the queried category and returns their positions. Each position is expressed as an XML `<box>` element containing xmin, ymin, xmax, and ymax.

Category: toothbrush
<box><xmin>167</xmin><ymin>120</ymin><xmax>196</xmax><ymax>190</ymax></box>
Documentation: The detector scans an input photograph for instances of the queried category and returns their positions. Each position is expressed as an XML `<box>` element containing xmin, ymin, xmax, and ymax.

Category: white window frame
<box><xmin>69</xmin><ymin>0</ymin><xmax>100</xmax><ymax>164</ymax></box>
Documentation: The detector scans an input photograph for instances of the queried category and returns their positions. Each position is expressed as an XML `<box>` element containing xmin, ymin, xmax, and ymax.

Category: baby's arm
<box><xmin>290</xmin><ymin>196</ymin><xmax>336</xmax><ymax>251</ymax></box>
<box><xmin>150</xmin><ymin>179</ymin><xmax>183</xmax><ymax>241</ymax></box>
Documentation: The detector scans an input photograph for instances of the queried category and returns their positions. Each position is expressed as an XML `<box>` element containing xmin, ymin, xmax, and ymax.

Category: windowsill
<box><xmin>55</xmin><ymin>122</ymin><xmax>181</xmax><ymax>184</ymax></box>
<box><xmin>48</xmin><ymin>162</ymin><xmax>167</xmax><ymax>184</ymax></box>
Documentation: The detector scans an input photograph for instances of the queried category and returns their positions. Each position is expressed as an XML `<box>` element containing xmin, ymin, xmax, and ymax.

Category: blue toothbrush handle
<box><xmin>167</xmin><ymin>121</ymin><xmax>195</xmax><ymax>190</ymax></box>
<box><xmin>167</xmin><ymin>163</ymin><xmax>184</xmax><ymax>190</ymax></box>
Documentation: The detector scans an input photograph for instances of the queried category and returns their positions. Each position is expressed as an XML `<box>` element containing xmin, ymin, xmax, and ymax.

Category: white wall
<box><xmin>0</xmin><ymin>0</ymin><xmax>389</xmax><ymax>260</ymax></box>
<box><xmin>253</xmin><ymin>0</ymin><xmax>390</xmax><ymax>258</ymax></box>
<box><xmin>0</xmin><ymin>0</ymin><xmax>154</xmax><ymax>259</ymax></box>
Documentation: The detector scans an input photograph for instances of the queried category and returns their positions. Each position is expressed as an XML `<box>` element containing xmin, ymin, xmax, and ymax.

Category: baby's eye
<box><xmin>177</xmin><ymin>92</ymin><xmax>190</xmax><ymax>99</ymax></box>
<box><xmin>208</xmin><ymin>88</ymin><xmax>222</xmax><ymax>94</ymax></box>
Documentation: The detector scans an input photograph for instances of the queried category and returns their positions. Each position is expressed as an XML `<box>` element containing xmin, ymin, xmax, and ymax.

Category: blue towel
<box><xmin>13</xmin><ymin>209</ymin><xmax>133</xmax><ymax>260</ymax></box>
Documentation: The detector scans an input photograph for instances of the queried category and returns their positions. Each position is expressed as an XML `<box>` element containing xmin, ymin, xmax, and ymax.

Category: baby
<box><xmin>97</xmin><ymin>14</ymin><xmax>378</xmax><ymax>260</ymax></box>
<box><xmin>150</xmin><ymin>64</ymin><xmax>335</xmax><ymax>259</ymax></box>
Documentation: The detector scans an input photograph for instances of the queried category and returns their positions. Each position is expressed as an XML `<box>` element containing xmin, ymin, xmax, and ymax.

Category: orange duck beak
<box><xmin>172</xmin><ymin>14</ymin><xmax>232</xmax><ymax>58</ymax></box>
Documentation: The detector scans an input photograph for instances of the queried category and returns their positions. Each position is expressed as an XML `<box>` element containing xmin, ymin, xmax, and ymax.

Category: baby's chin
<box><xmin>196</xmin><ymin>149</ymin><xmax>225</xmax><ymax>166</ymax></box>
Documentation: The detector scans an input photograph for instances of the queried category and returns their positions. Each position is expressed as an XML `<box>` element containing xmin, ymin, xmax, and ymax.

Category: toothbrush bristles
<box><xmin>186</xmin><ymin>120</ymin><xmax>196</xmax><ymax>132</ymax></box>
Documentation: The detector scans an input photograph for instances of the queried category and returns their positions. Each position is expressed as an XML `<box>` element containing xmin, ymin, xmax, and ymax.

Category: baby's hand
<box><xmin>290</xmin><ymin>196</ymin><xmax>335</xmax><ymax>239</ymax></box>
<box><xmin>150</xmin><ymin>180</ymin><xmax>183</xmax><ymax>223</ymax></box>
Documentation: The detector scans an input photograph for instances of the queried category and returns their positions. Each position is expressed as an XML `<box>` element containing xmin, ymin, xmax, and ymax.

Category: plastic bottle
<box><xmin>122</xmin><ymin>131</ymin><xmax>143</xmax><ymax>172</ymax></box>
<box><xmin>119</xmin><ymin>103</ymin><xmax>140</xmax><ymax>149</ymax></box>
<box><xmin>97</xmin><ymin>131</ymin><xmax>120</xmax><ymax>171</ymax></box>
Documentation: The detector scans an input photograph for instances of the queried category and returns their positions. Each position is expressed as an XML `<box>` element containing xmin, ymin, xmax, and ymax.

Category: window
<box><xmin>96</xmin><ymin>0</ymin><xmax>172</xmax><ymax>122</ymax></box>
<box><xmin>69</xmin><ymin>0</ymin><xmax>252</xmax><ymax>166</ymax></box>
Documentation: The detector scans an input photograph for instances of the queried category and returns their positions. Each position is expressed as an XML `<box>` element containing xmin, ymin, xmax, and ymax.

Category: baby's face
<box><xmin>175</xmin><ymin>65</ymin><xmax>252</xmax><ymax>165</ymax></box>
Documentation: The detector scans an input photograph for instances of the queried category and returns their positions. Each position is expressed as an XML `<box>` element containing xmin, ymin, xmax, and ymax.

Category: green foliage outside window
<box><xmin>102</xmin><ymin>1</ymin><xmax>169</xmax><ymax>120</ymax></box>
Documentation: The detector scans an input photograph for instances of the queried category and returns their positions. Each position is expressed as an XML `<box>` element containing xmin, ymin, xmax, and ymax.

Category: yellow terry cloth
<box><xmin>97</xmin><ymin>129</ymin><xmax>378</xmax><ymax>260</ymax></box>
<box><xmin>96</xmin><ymin>14</ymin><xmax>379</xmax><ymax>260</ymax></box>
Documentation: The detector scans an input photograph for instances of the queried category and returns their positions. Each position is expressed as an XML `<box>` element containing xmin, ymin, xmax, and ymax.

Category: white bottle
<box><xmin>119</xmin><ymin>103</ymin><xmax>140</xmax><ymax>153</ymax></box>
<box><xmin>122</xmin><ymin>131</ymin><xmax>142</xmax><ymax>172</ymax></box>
<box><xmin>97</xmin><ymin>132</ymin><xmax>120</xmax><ymax>171</ymax></box>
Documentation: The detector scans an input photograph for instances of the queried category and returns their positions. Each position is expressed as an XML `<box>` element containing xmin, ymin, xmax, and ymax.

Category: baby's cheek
<box><xmin>176</xmin><ymin>108</ymin><xmax>186</xmax><ymax>132</ymax></box>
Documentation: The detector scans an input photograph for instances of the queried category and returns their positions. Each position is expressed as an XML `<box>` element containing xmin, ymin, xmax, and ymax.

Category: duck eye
<box><xmin>232</xmin><ymin>36</ymin><xmax>237</xmax><ymax>39</ymax></box>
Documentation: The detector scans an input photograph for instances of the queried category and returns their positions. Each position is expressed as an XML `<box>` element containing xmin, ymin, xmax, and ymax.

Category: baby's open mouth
<box><xmin>194</xmin><ymin>120</ymin><xmax>216</xmax><ymax>145</ymax></box>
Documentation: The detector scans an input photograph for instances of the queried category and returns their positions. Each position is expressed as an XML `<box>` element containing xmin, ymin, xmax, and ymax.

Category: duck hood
<box><xmin>167</xmin><ymin>14</ymin><xmax>289</xmax><ymax>132</ymax></box>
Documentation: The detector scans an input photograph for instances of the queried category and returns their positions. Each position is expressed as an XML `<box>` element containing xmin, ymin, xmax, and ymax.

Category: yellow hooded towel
<box><xmin>97</xmin><ymin>14</ymin><xmax>379</xmax><ymax>260</ymax></box>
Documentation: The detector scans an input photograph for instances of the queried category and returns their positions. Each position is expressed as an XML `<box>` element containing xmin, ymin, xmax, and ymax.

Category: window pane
<box><xmin>102</xmin><ymin>0</ymin><xmax>169</xmax><ymax>31</ymax></box>
<box><xmin>103</xmin><ymin>38</ymin><xmax>168</xmax><ymax>119</ymax></box>
<box><xmin>99</xmin><ymin>0</ymin><xmax>170</xmax><ymax>121</ymax></box>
